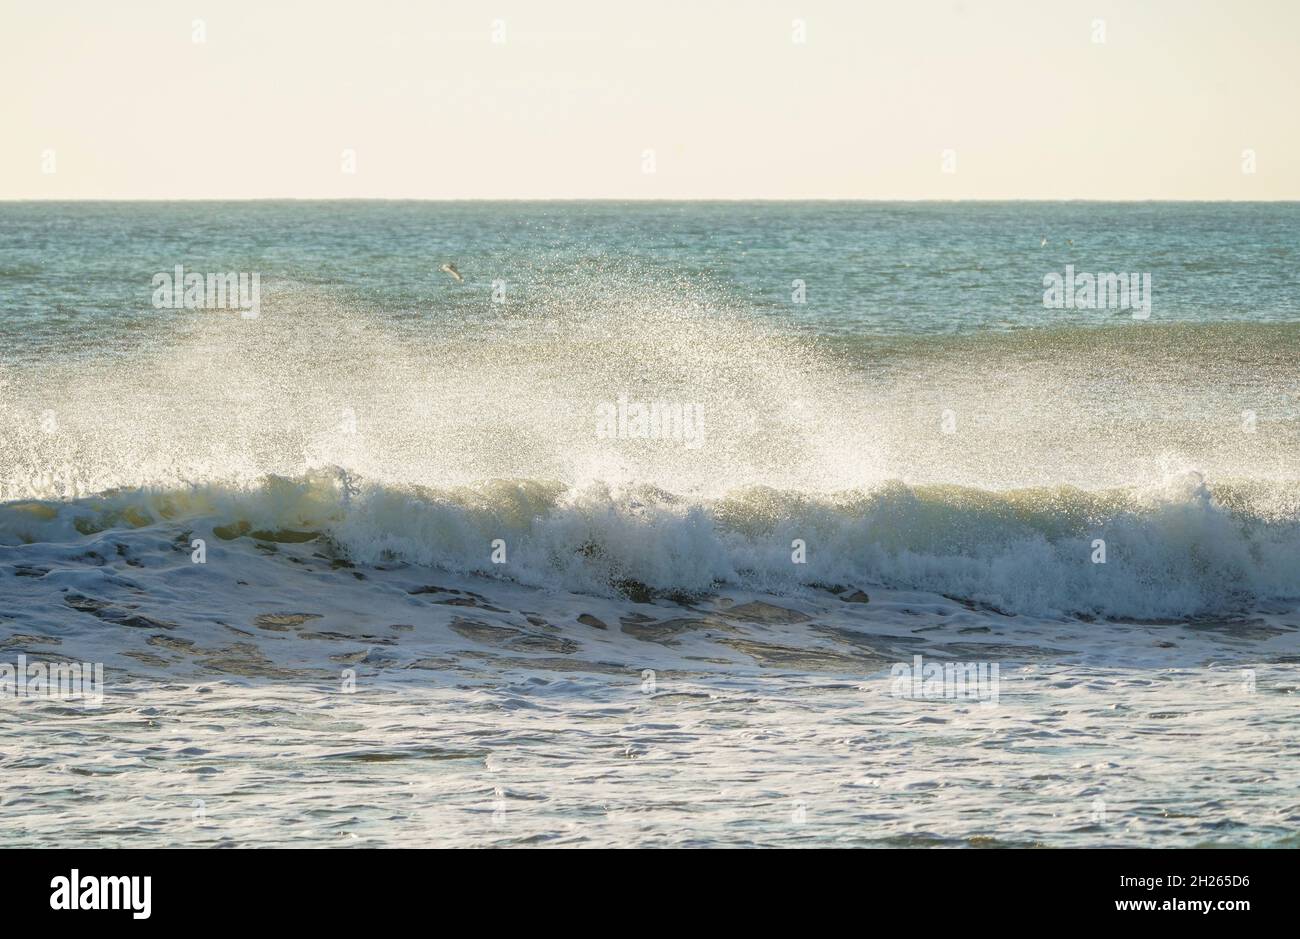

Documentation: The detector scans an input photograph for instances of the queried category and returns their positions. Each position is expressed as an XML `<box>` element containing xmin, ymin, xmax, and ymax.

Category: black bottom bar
<box><xmin>7</xmin><ymin>848</ymin><xmax>1287</xmax><ymax>925</ymax></box>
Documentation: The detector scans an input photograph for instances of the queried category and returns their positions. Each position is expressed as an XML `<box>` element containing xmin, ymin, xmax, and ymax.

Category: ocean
<box><xmin>2</xmin><ymin>201</ymin><xmax>1298</xmax><ymax>847</ymax></box>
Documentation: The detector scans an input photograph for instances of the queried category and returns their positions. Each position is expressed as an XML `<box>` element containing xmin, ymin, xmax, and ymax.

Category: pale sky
<box><xmin>2</xmin><ymin>0</ymin><xmax>1297</xmax><ymax>199</ymax></box>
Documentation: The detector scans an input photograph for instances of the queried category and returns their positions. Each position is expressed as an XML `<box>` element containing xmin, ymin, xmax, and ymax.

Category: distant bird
<box><xmin>1040</xmin><ymin>237</ymin><xmax>1048</xmax><ymax>247</ymax></box>
<box><xmin>439</xmin><ymin>262</ymin><xmax>463</xmax><ymax>283</ymax></box>
<box><xmin>1067</xmin><ymin>239</ymin><xmax>1074</xmax><ymax>246</ymax></box>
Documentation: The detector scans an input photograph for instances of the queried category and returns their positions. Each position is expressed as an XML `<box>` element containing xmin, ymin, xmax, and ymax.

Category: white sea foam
<box><xmin>2</xmin><ymin>469</ymin><xmax>1297</xmax><ymax>620</ymax></box>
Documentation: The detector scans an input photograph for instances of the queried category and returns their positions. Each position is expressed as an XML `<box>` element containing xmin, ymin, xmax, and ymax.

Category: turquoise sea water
<box><xmin>2</xmin><ymin>201</ymin><xmax>1299</xmax><ymax>359</ymax></box>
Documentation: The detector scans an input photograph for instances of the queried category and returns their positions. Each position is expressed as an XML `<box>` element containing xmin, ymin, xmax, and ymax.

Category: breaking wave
<box><xmin>4</xmin><ymin>272</ymin><xmax>1299</xmax><ymax>621</ymax></box>
<box><xmin>2</xmin><ymin>468</ymin><xmax>1298</xmax><ymax>620</ymax></box>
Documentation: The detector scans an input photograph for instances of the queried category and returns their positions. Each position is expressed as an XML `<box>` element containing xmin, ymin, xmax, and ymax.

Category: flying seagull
<box><xmin>1040</xmin><ymin>237</ymin><xmax>1048</xmax><ymax>247</ymax></box>
<box><xmin>439</xmin><ymin>262</ymin><xmax>463</xmax><ymax>283</ymax></box>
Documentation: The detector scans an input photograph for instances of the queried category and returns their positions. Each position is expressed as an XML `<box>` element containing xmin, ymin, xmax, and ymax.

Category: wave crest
<box><xmin>3</xmin><ymin>470</ymin><xmax>1297</xmax><ymax>620</ymax></box>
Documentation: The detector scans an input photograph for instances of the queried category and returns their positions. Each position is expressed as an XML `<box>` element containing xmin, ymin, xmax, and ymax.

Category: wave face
<box><xmin>3</xmin><ymin>470</ymin><xmax>1298</xmax><ymax>620</ymax></box>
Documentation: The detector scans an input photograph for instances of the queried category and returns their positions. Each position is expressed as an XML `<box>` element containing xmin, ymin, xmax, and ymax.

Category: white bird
<box><xmin>1040</xmin><ymin>237</ymin><xmax>1048</xmax><ymax>247</ymax></box>
<box><xmin>439</xmin><ymin>262</ymin><xmax>463</xmax><ymax>282</ymax></box>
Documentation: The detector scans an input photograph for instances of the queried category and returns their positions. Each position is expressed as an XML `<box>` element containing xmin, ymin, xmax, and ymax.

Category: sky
<box><xmin>2</xmin><ymin>0</ymin><xmax>1297</xmax><ymax>199</ymax></box>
